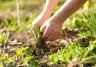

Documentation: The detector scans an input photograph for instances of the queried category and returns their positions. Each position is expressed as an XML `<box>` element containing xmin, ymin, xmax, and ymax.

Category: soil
<box><xmin>0</xmin><ymin>28</ymin><xmax>80</xmax><ymax>67</ymax></box>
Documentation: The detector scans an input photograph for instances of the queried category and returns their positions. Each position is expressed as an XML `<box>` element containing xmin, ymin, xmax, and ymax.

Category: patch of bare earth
<box><xmin>0</xmin><ymin>28</ymin><xmax>79</xmax><ymax>67</ymax></box>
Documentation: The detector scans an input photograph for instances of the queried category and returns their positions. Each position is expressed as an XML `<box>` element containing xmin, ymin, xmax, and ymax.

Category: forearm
<box><xmin>38</xmin><ymin>0</ymin><xmax>58</xmax><ymax>22</ymax></box>
<box><xmin>52</xmin><ymin>0</ymin><xmax>87</xmax><ymax>23</ymax></box>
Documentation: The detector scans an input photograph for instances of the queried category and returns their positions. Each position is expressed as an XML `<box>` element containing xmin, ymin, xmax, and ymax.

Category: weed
<box><xmin>0</xmin><ymin>32</ymin><xmax>9</xmax><ymax>46</ymax></box>
<box><xmin>48</xmin><ymin>41</ymin><xmax>96</xmax><ymax>66</ymax></box>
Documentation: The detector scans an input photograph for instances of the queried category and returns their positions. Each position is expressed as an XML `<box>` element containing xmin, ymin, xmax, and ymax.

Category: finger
<box><xmin>47</xmin><ymin>33</ymin><xmax>55</xmax><ymax>41</ymax></box>
<box><xmin>47</xmin><ymin>33</ymin><xmax>59</xmax><ymax>41</ymax></box>
<box><xmin>53</xmin><ymin>33</ymin><xmax>59</xmax><ymax>40</ymax></box>
<box><xmin>40</xmin><ymin>24</ymin><xmax>46</xmax><ymax>33</ymax></box>
<box><xmin>50</xmin><ymin>32</ymin><xmax>60</xmax><ymax>41</ymax></box>
<box><xmin>42</xmin><ymin>26</ymin><xmax>50</xmax><ymax>40</ymax></box>
<box><xmin>32</xmin><ymin>23</ymin><xmax>40</xmax><ymax>29</ymax></box>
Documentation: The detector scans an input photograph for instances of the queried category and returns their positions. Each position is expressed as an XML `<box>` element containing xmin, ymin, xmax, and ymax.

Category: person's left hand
<box><xmin>40</xmin><ymin>18</ymin><xmax>63</xmax><ymax>41</ymax></box>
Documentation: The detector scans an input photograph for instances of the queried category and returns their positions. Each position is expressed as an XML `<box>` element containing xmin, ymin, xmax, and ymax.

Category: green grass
<box><xmin>0</xmin><ymin>32</ymin><xmax>9</xmax><ymax>46</ymax></box>
<box><xmin>0</xmin><ymin>0</ymin><xmax>41</xmax><ymax>11</ymax></box>
<box><xmin>49</xmin><ymin>41</ymin><xmax>96</xmax><ymax>66</ymax></box>
<box><xmin>64</xmin><ymin>8</ymin><xmax>96</xmax><ymax>38</ymax></box>
<box><xmin>48</xmin><ymin>7</ymin><xmax>96</xmax><ymax>67</ymax></box>
<box><xmin>0</xmin><ymin>47</ymin><xmax>38</xmax><ymax>67</ymax></box>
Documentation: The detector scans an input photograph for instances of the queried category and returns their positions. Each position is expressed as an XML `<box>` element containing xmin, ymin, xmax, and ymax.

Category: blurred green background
<box><xmin>0</xmin><ymin>0</ymin><xmax>96</xmax><ymax>31</ymax></box>
<box><xmin>0</xmin><ymin>0</ymin><xmax>65</xmax><ymax>19</ymax></box>
<box><xmin>0</xmin><ymin>0</ymin><xmax>95</xmax><ymax>18</ymax></box>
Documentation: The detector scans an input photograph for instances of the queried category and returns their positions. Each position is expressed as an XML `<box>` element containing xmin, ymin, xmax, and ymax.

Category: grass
<box><xmin>0</xmin><ymin>0</ymin><xmax>41</xmax><ymax>11</ymax></box>
<box><xmin>0</xmin><ymin>47</ymin><xmax>38</xmax><ymax>67</ymax></box>
<box><xmin>48</xmin><ymin>5</ymin><xmax>96</xmax><ymax>67</ymax></box>
<box><xmin>49</xmin><ymin>41</ymin><xmax>96</xmax><ymax>66</ymax></box>
<box><xmin>0</xmin><ymin>32</ymin><xmax>9</xmax><ymax>46</ymax></box>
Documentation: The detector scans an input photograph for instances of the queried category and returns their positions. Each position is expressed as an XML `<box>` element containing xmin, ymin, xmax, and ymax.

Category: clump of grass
<box><xmin>32</xmin><ymin>27</ymin><xmax>50</xmax><ymax>56</ymax></box>
<box><xmin>48</xmin><ymin>41</ymin><xmax>96</xmax><ymax>66</ymax></box>
<box><xmin>64</xmin><ymin>8</ymin><xmax>96</xmax><ymax>39</ymax></box>
<box><xmin>0</xmin><ymin>32</ymin><xmax>9</xmax><ymax>46</ymax></box>
<box><xmin>0</xmin><ymin>47</ymin><xmax>38</xmax><ymax>67</ymax></box>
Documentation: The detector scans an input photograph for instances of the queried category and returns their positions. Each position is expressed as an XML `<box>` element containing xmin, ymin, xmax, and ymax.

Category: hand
<box><xmin>40</xmin><ymin>18</ymin><xmax>63</xmax><ymax>41</ymax></box>
<box><xmin>32</xmin><ymin>16</ymin><xmax>45</xmax><ymax>29</ymax></box>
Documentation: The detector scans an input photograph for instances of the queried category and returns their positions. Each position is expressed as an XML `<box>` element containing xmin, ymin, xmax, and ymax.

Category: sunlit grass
<box><xmin>0</xmin><ymin>0</ymin><xmax>42</xmax><ymax>11</ymax></box>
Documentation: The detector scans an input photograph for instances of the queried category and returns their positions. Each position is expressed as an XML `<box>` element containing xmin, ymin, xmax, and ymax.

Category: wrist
<box><xmin>49</xmin><ymin>16</ymin><xmax>64</xmax><ymax>28</ymax></box>
<box><xmin>51</xmin><ymin>15</ymin><xmax>66</xmax><ymax>25</ymax></box>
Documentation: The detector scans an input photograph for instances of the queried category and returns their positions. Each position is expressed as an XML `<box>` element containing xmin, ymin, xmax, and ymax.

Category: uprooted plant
<box><xmin>32</xmin><ymin>27</ymin><xmax>50</xmax><ymax>57</ymax></box>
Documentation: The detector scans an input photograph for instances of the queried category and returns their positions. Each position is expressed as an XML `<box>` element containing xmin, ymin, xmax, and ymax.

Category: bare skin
<box><xmin>32</xmin><ymin>0</ymin><xmax>58</xmax><ymax>28</ymax></box>
<box><xmin>33</xmin><ymin>0</ymin><xmax>87</xmax><ymax>41</ymax></box>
